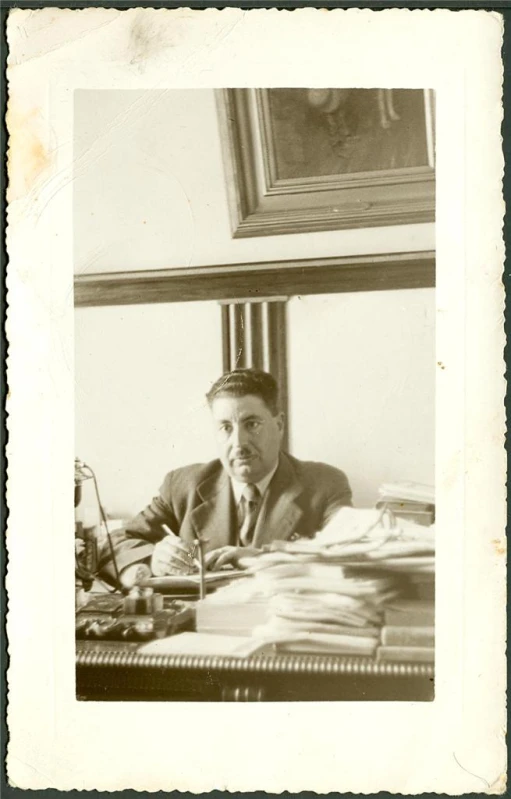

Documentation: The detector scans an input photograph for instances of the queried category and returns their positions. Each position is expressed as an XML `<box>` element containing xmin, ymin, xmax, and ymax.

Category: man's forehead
<box><xmin>210</xmin><ymin>394</ymin><xmax>268</xmax><ymax>418</ymax></box>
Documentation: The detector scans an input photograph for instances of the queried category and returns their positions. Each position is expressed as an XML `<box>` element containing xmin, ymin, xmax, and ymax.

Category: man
<box><xmin>101</xmin><ymin>369</ymin><xmax>352</xmax><ymax>587</ymax></box>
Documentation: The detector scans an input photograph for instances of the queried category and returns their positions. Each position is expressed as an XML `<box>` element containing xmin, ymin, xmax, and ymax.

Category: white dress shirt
<box><xmin>230</xmin><ymin>460</ymin><xmax>279</xmax><ymax>508</ymax></box>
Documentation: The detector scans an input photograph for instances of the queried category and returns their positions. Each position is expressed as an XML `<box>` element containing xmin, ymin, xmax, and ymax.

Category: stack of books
<box><xmin>377</xmin><ymin>598</ymin><xmax>434</xmax><ymax>663</ymax></box>
<box><xmin>376</xmin><ymin>481</ymin><xmax>435</xmax><ymax>527</ymax></box>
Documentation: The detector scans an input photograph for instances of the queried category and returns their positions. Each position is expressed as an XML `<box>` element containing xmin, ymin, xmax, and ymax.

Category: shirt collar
<box><xmin>230</xmin><ymin>460</ymin><xmax>279</xmax><ymax>505</ymax></box>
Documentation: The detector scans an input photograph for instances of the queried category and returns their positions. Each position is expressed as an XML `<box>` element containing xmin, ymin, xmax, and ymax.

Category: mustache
<box><xmin>231</xmin><ymin>448</ymin><xmax>255</xmax><ymax>458</ymax></box>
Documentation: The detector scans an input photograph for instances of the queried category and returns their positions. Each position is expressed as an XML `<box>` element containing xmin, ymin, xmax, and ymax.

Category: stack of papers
<box><xmin>195</xmin><ymin>507</ymin><xmax>435</xmax><ymax>659</ymax></box>
<box><xmin>267</xmin><ymin>507</ymin><xmax>435</xmax><ymax>574</ymax></box>
<box><xmin>248</xmin><ymin>559</ymin><xmax>397</xmax><ymax>655</ymax></box>
<box><xmin>198</xmin><ymin>554</ymin><xmax>399</xmax><ymax>655</ymax></box>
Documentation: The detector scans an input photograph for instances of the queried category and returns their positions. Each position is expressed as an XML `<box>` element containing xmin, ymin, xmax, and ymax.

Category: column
<box><xmin>219</xmin><ymin>297</ymin><xmax>289</xmax><ymax>450</ymax></box>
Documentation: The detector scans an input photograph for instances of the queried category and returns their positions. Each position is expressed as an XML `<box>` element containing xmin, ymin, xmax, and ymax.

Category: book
<box><xmin>381</xmin><ymin>625</ymin><xmax>435</xmax><ymax>647</ymax></box>
<box><xmin>384</xmin><ymin>599</ymin><xmax>434</xmax><ymax>627</ymax></box>
<box><xmin>393</xmin><ymin>572</ymin><xmax>435</xmax><ymax>600</ymax></box>
<box><xmin>376</xmin><ymin>500</ymin><xmax>434</xmax><ymax>513</ymax></box>
<box><xmin>377</xmin><ymin>645</ymin><xmax>434</xmax><ymax>663</ymax></box>
<box><xmin>378</xmin><ymin>481</ymin><xmax>435</xmax><ymax>505</ymax></box>
<box><xmin>398</xmin><ymin>581</ymin><xmax>435</xmax><ymax>601</ymax></box>
<box><xmin>140</xmin><ymin>570</ymin><xmax>246</xmax><ymax>593</ymax></box>
<box><xmin>376</xmin><ymin>501</ymin><xmax>435</xmax><ymax>525</ymax></box>
<box><xmin>410</xmin><ymin>580</ymin><xmax>435</xmax><ymax>600</ymax></box>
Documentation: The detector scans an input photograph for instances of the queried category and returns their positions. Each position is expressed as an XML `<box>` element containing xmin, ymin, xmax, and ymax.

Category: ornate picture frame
<box><xmin>216</xmin><ymin>88</ymin><xmax>435</xmax><ymax>238</ymax></box>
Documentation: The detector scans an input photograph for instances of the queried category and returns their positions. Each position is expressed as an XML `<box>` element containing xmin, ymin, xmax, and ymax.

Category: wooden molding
<box><xmin>74</xmin><ymin>251</ymin><xmax>435</xmax><ymax>308</ymax></box>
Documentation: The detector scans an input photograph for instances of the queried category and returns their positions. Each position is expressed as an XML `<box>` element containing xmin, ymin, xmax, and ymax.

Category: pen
<box><xmin>195</xmin><ymin>534</ymin><xmax>207</xmax><ymax>600</ymax></box>
<box><xmin>161</xmin><ymin>524</ymin><xmax>200</xmax><ymax>569</ymax></box>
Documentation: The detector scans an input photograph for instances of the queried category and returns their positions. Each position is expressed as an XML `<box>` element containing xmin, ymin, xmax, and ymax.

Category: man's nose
<box><xmin>231</xmin><ymin>425</ymin><xmax>249</xmax><ymax>448</ymax></box>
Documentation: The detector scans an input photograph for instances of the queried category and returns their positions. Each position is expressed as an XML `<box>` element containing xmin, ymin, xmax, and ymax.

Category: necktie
<box><xmin>239</xmin><ymin>483</ymin><xmax>261</xmax><ymax>546</ymax></box>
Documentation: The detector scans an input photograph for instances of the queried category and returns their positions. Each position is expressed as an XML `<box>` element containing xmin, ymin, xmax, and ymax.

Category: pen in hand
<box><xmin>161</xmin><ymin>524</ymin><xmax>200</xmax><ymax>571</ymax></box>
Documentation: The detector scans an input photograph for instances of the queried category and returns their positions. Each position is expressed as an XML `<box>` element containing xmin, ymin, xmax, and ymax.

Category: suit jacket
<box><xmin>100</xmin><ymin>452</ymin><xmax>352</xmax><ymax>580</ymax></box>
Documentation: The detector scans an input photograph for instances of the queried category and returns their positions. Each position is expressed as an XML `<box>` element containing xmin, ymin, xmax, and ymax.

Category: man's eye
<box><xmin>220</xmin><ymin>424</ymin><xmax>232</xmax><ymax>433</ymax></box>
<box><xmin>246</xmin><ymin>421</ymin><xmax>261</xmax><ymax>432</ymax></box>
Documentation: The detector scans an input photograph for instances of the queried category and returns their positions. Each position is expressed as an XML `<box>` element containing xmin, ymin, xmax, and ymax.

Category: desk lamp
<box><xmin>75</xmin><ymin>459</ymin><xmax>122</xmax><ymax>592</ymax></box>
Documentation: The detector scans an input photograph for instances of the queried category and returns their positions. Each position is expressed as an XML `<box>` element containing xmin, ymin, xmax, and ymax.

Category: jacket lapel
<box><xmin>252</xmin><ymin>454</ymin><xmax>304</xmax><ymax>548</ymax></box>
<box><xmin>189</xmin><ymin>468</ymin><xmax>235</xmax><ymax>550</ymax></box>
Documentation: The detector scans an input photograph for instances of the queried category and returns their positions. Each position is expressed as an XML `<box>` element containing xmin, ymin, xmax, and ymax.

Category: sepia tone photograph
<box><xmin>6</xmin><ymin>7</ymin><xmax>505</xmax><ymax>793</ymax></box>
<box><xmin>74</xmin><ymin>87</ymin><xmax>436</xmax><ymax>702</ymax></box>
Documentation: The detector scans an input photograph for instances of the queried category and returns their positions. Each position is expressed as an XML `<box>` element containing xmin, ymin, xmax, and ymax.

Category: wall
<box><xmin>73</xmin><ymin>89</ymin><xmax>434</xmax><ymax>274</ymax></box>
<box><xmin>76</xmin><ymin>290</ymin><xmax>435</xmax><ymax>515</ymax></box>
<box><xmin>288</xmin><ymin>289</ymin><xmax>435</xmax><ymax>507</ymax></box>
<box><xmin>75</xmin><ymin>301</ymin><xmax>222</xmax><ymax>516</ymax></box>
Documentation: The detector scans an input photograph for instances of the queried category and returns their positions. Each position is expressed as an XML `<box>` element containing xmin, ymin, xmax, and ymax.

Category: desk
<box><xmin>76</xmin><ymin>641</ymin><xmax>434</xmax><ymax>701</ymax></box>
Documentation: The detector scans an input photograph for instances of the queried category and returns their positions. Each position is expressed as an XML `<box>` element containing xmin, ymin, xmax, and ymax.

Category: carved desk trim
<box><xmin>76</xmin><ymin>643</ymin><xmax>434</xmax><ymax>702</ymax></box>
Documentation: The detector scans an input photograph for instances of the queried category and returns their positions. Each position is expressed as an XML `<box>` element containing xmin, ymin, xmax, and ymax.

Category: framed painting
<box><xmin>216</xmin><ymin>88</ymin><xmax>435</xmax><ymax>238</ymax></box>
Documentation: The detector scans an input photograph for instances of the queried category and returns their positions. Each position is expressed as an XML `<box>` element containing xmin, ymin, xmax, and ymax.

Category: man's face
<box><xmin>211</xmin><ymin>394</ymin><xmax>284</xmax><ymax>483</ymax></box>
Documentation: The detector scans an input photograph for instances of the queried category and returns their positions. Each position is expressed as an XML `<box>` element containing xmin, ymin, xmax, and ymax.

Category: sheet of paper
<box><xmin>6</xmin><ymin>7</ymin><xmax>506</xmax><ymax>794</ymax></box>
<box><xmin>139</xmin><ymin>632</ymin><xmax>268</xmax><ymax>657</ymax></box>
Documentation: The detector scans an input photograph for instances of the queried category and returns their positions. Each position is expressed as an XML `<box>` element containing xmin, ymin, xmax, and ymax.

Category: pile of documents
<box><xmin>196</xmin><ymin>506</ymin><xmax>435</xmax><ymax>658</ymax></box>
<box><xmin>197</xmin><ymin>560</ymin><xmax>396</xmax><ymax>655</ymax></box>
<box><xmin>270</xmin><ymin>506</ymin><xmax>435</xmax><ymax>575</ymax></box>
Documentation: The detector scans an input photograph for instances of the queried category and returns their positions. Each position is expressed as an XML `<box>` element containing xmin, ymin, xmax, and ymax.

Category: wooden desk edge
<box><xmin>76</xmin><ymin>647</ymin><xmax>434</xmax><ymax>678</ymax></box>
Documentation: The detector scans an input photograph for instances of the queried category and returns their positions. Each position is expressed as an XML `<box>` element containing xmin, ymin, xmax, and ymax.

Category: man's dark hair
<box><xmin>206</xmin><ymin>368</ymin><xmax>280</xmax><ymax>415</ymax></box>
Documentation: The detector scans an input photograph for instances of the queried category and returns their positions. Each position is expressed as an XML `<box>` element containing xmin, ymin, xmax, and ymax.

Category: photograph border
<box><xmin>4</xmin><ymin>4</ymin><xmax>506</xmax><ymax>792</ymax></box>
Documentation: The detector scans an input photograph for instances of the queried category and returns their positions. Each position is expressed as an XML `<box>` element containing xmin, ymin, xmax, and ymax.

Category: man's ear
<box><xmin>276</xmin><ymin>412</ymin><xmax>285</xmax><ymax>435</ymax></box>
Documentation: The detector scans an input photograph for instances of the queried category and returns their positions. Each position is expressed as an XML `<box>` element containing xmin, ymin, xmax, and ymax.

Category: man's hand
<box><xmin>151</xmin><ymin>536</ymin><xmax>196</xmax><ymax>576</ymax></box>
<box><xmin>120</xmin><ymin>563</ymin><xmax>151</xmax><ymax>589</ymax></box>
<box><xmin>204</xmin><ymin>546</ymin><xmax>260</xmax><ymax>571</ymax></box>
